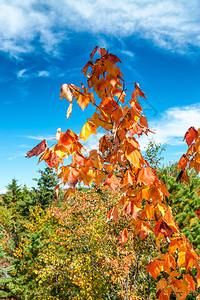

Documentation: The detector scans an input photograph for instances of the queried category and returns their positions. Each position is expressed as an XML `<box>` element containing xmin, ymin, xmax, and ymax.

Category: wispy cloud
<box><xmin>16</xmin><ymin>69</ymin><xmax>50</xmax><ymax>80</ymax></box>
<box><xmin>1</xmin><ymin>1</ymin><xmax>200</xmax><ymax>58</ymax></box>
<box><xmin>139</xmin><ymin>103</ymin><xmax>200</xmax><ymax>149</ymax></box>
<box><xmin>20</xmin><ymin>135</ymin><xmax>55</xmax><ymax>141</ymax></box>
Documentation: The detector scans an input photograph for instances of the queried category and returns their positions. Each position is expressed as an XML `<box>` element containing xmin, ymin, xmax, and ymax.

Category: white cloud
<box><xmin>0</xmin><ymin>1</ymin><xmax>200</xmax><ymax>57</ymax></box>
<box><xmin>0</xmin><ymin>190</ymin><xmax>7</xmax><ymax>195</ymax></box>
<box><xmin>20</xmin><ymin>135</ymin><xmax>56</xmax><ymax>141</ymax></box>
<box><xmin>139</xmin><ymin>103</ymin><xmax>200</xmax><ymax>150</ymax></box>
<box><xmin>38</xmin><ymin>71</ymin><xmax>49</xmax><ymax>77</ymax></box>
<box><xmin>16</xmin><ymin>69</ymin><xmax>50</xmax><ymax>80</ymax></box>
<box><xmin>17</xmin><ymin>69</ymin><xmax>27</xmax><ymax>78</ymax></box>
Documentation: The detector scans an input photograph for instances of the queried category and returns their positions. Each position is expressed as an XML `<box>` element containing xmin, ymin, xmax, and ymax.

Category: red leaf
<box><xmin>108</xmin><ymin>53</ymin><xmax>122</xmax><ymax>64</ymax></box>
<box><xmin>154</xmin><ymin>219</ymin><xmax>173</xmax><ymax>237</ymax></box>
<box><xmin>183</xmin><ymin>126</ymin><xmax>198</xmax><ymax>146</ymax></box>
<box><xmin>90</xmin><ymin>46</ymin><xmax>98</xmax><ymax>59</ymax></box>
<box><xmin>46</xmin><ymin>151</ymin><xmax>59</xmax><ymax>168</ymax></box>
<box><xmin>26</xmin><ymin>140</ymin><xmax>47</xmax><ymax>158</ymax></box>
<box><xmin>81</xmin><ymin>60</ymin><xmax>94</xmax><ymax>76</ymax></box>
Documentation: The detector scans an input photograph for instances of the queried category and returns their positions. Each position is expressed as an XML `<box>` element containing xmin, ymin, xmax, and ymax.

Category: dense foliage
<box><xmin>1</xmin><ymin>48</ymin><xmax>200</xmax><ymax>299</ymax></box>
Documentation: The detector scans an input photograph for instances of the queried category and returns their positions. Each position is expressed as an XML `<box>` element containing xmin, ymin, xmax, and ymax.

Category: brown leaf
<box><xmin>46</xmin><ymin>151</ymin><xmax>60</xmax><ymax>169</ymax></box>
<box><xmin>176</xmin><ymin>169</ymin><xmax>190</xmax><ymax>184</ymax></box>
<box><xmin>99</xmin><ymin>135</ymin><xmax>112</xmax><ymax>154</ymax></box>
<box><xmin>90</xmin><ymin>46</ymin><xmax>98</xmax><ymax>59</ymax></box>
<box><xmin>134</xmin><ymin>82</ymin><xmax>147</xmax><ymax>99</ymax></box>
<box><xmin>26</xmin><ymin>140</ymin><xmax>47</xmax><ymax>158</ymax></box>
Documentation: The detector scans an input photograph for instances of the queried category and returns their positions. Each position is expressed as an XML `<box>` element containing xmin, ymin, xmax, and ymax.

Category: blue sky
<box><xmin>1</xmin><ymin>0</ymin><xmax>200</xmax><ymax>192</ymax></box>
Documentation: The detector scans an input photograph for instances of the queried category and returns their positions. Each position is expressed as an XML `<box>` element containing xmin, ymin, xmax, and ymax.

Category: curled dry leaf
<box><xmin>60</xmin><ymin>84</ymin><xmax>73</xmax><ymax>102</ymax></box>
<box><xmin>67</xmin><ymin>103</ymin><xmax>73</xmax><ymax>120</ymax></box>
<box><xmin>26</xmin><ymin>139</ymin><xmax>47</xmax><ymax>158</ymax></box>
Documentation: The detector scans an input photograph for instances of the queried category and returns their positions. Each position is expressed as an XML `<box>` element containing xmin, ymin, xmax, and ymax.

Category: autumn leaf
<box><xmin>183</xmin><ymin>126</ymin><xmax>198</xmax><ymax>146</ymax></box>
<box><xmin>108</xmin><ymin>53</ymin><xmax>122</xmax><ymax>64</ymax></box>
<box><xmin>81</xmin><ymin>60</ymin><xmax>94</xmax><ymax>76</ymax></box>
<box><xmin>177</xmin><ymin>154</ymin><xmax>189</xmax><ymax>170</ymax></box>
<box><xmin>117</xmin><ymin>228</ymin><xmax>128</xmax><ymax>245</ymax></box>
<box><xmin>60</xmin><ymin>84</ymin><xmax>73</xmax><ymax>102</ymax></box>
<box><xmin>106</xmin><ymin>206</ymin><xmax>118</xmax><ymax>223</ymax></box>
<box><xmin>176</xmin><ymin>169</ymin><xmax>190</xmax><ymax>184</ymax></box>
<box><xmin>124</xmin><ymin>202</ymin><xmax>141</xmax><ymax>219</ymax></box>
<box><xmin>26</xmin><ymin>139</ymin><xmax>47</xmax><ymax>158</ymax></box>
<box><xmin>99</xmin><ymin>135</ymin><xmax>112</xmax><ymax>154</ymax></box>
<box><xmin>45</xmin><ymin>151</ymin><xmax>60</xmax><ymax>169</ymax></box>
<box><xmin>67</xmin><ymin>103</ymin><xmax>73</xmax><ymax>119</ymax></box>
<box><xmin>90</xmin><ymin>45</ymin><xmax>98</xmax><ymax>59</ymax></box>
<box><xmin>134</xmin><ymin>82</ymin><xmax>147</xmax><ymax>99</ymax></box>
<box><xmin>79</xmin><ymin>120</ymin><xmax>97</xmax><ymax>141</ymax></box>
<box><xmin>196</xmin><ymin>207</ymin><xmax>200</xmax><ymax>220</ymax></box>
<box><xmin>154</xmin><ymin>219</ymin><xmax>173</xmax><ymax>237</ymax></box>
<box><xmin>137</xmin><ymin>167</ymin><xmax>157</xmax><ymax>186</ymax></box>
<box><xmin>77</xmin><ymin>94</ymin><xmax>90</xmax><ymax>111</ymax></box>
<box><xmin>104</xmin><ymin>173</ymin><xmax>119</xmax><ymax>192</ymax></box>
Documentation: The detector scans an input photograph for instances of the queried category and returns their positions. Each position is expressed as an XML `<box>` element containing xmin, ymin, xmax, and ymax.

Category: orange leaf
<box><xmin>77</xmin><ymin>94</ymin><xmax>90</xmax><ymax>111</ymax></box>
<box><xmin>124</xmin><ymin>202</ymin><xmax>141</xmax><ymax>219</ymax></box>
<box><xmin>99</xmin><ymin>135</ymin><xmax>112</xmax><ymax>154</ymax></box>
<box><xmin>104</xmin><ymin>173</ymin><xmax>119</xmax><ymax>192</ymax></box>
<box><xmin>197</xmin><ymin>269</ymin><xmax>200</xmax><ymax>288</ymax></box>
<box><xmin>184</xmin><ymin>274</ymin><xmax>195</xmax><ymax>292</ymax></box>
<box><xmin>183</xmin><ymin>126</ymin><xmax>198</xmax><ymax>146</ymax></box>
<box><xmin>106</xmin><ymin>206</ymin><xmax>118</xmax><ymax>223</ymax></box>
<box><xmin>137</xmin><ymin>167</ymin><xmax>157</xmax><ymax>186</ymax></box>
<box><xmin>146</xmin><ymin>260</ymin><xmax>163</xmax><ymax>280</ymax></box>
<box><xmin>177</xmin><ymin>154</ymin><xmax>189</xmax><ymax>170</ymax></box>
<box><xmin>26</xmin><ymin>139</ymin><xmax>47</xmax><ymax>158</ymax></box>
<box><xmin>117</xmin><ymin>228</ymin><xmax>128</xmax><ymax>245</ymax></box>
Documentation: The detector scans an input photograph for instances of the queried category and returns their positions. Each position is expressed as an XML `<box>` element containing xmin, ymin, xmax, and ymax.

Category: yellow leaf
<box><xmin>79</xmin><ymin>120</ymin><xmax>97</xmax><ymax>141</ymax></box>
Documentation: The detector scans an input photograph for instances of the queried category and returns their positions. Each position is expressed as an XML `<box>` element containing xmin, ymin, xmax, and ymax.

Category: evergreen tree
<box><xmin>2</xmin><ymin>179</ymin><xmax>22</xmax><ymax>206</ymax></box>
<box><xmin>33</xmin><ymin>167</ymin><xmax>61</xmax><ymax>209</ymax></box>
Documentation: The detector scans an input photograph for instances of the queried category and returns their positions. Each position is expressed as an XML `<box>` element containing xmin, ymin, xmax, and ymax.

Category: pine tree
<box><xmin>33</xmin><ymin>167</ymin><xmax>61</xmax><ymax>209</ymax></box>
